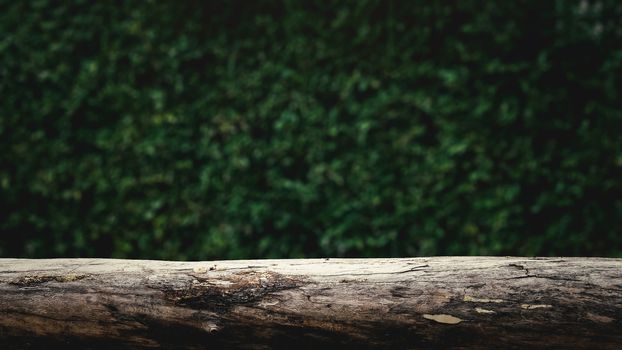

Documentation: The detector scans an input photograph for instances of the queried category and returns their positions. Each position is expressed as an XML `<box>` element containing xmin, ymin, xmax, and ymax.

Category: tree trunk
<box><xmin>0</xmin><ymin>257</ymin><xmax>621</xmax><ymax>349</ymax></box>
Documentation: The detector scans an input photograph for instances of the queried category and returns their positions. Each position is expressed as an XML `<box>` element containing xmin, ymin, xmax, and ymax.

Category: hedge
<box><xmin>1</xmin><ymin>0</ymin><xmax>621</xmax><ymax>259</ymax></box>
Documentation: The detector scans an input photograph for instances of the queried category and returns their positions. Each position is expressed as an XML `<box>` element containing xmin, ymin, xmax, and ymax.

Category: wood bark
<box><xmin>0</xmin><ymin>257</ymin><xmax>621</xmax><ymax>349</ymax></box>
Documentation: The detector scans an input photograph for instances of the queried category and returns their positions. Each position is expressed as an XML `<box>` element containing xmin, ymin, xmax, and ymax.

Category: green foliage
<box><xmin>1</xmin><ymin>0</ymin><xmax>621</xmax><ymax>259</ymax></box>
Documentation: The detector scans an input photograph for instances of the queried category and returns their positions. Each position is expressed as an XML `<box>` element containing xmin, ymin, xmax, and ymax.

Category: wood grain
<box><xmin>0</xmin><ymin>257</ymin><xmax>621</xmax><ymax>349</ymax></box>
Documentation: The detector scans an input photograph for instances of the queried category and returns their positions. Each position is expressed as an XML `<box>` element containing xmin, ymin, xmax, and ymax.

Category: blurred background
<box><xmin>1</xmin><ymin>0</ymin><xmax>621</xmax><ymax>260</ymax></box>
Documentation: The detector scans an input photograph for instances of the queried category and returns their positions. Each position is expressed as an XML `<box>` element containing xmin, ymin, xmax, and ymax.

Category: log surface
<box><xmin>0</xmin><ymin>257</ymin><xmax>621</xmax><ymax>349</ymax></box>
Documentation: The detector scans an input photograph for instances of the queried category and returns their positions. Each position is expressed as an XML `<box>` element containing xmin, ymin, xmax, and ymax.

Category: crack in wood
<box><xmin>503</xmin><ymin>275</ymin><xmax>582</xmax><ymax>282</ymax></box>
<box><xmin>508</xmin><ymin>263</ymin><xmax>530</xmax><ymax>276</ymax></box>
<box><xmin>10</xmin><ymin>274</ymin><xmax>89</xmax><ymax>286</ymax></box>
<box><xmin>163</xmin><ymin>271</ymin><xmax>307</xmax><ymax>312</ymax></box>
<box><xmin>322</xmin><ymin>265</ymin><xmax>430</xmax><ymax>277</ymax></box>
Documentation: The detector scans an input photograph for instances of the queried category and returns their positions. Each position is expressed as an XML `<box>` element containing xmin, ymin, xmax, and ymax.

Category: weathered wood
<box><xmin>0</xmin><ymin>257</ymin><xmax>621</xmax><ymax>349</ymax></box>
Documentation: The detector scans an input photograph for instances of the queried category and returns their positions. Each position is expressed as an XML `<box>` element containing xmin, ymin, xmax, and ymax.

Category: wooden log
<box><xmin>0</xmin><ymin>257</ymin><xmax>621</xmax><ymax>349</ymax></box>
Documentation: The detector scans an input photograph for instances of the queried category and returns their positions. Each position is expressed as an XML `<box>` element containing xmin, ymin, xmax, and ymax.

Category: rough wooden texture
<box><xmin>0</xmin><ymin>257</ymin><xmax>621</xmax><ymax>349</ymax></box>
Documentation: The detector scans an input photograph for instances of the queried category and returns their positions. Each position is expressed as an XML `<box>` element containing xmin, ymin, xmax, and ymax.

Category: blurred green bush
<box><xmin>1</xmin><ymin>0</ymin><xmax>621</xmax><ymax>259</ymax></box>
